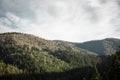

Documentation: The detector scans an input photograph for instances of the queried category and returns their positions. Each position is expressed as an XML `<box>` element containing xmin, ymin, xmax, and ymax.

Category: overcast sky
<box><xmin>0</xmin><ymin>0</ymin><xmax>120</xmax><ymax>42</ymax></box>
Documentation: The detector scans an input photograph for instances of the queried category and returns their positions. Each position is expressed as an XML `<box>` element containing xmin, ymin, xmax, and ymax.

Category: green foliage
<box><xmin>107</xmin><ymin>50</ymin><xmax>120</xmax><ymax>80</ymax></box>
<box><xmin>0</xmin><ymin>32</ymin><xmax>119</xmax><ymax>80</ymax></box>
<box><xmin>97</xmin><ymin>49</ymin><xmax>120</xmax><ymax>80</ymax></box>
<box><xmin>0</xmin><ymin>61</ymin><xmax>22</xmax><ymax>76</ymax></box>
<box><xmin>0</xmin><ymin>32</ymin><xmax>100</xmax><ymax>73</ymax></box>
<box><xmin>91</xmin><ymin>66</ymin><xmax>102</xmax><ymax>80</ymax></box>
<box><xmin>75</xmin><ymin>38</ymin><xmax>120</xmax><ymax>55</ymax></box>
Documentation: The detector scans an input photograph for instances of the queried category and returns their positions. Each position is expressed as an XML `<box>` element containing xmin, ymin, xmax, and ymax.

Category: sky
<box><xmin>0</xmin><ymin>0</ymin><xmax>120</xmax><ymax>42</ymax></box>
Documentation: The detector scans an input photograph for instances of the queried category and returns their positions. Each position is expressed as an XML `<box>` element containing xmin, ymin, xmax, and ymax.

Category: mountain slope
<box><xmin>0</xmin><ymin>32</ymin><xmax>120</xmax><ymax>80</ymax></box>
<box><xmin>0</xmin><ymin>32</ymin><xmax>100</xmax><ymax>74</ymax></box>
<box><xmin>74</xmin><ymin>38</ymin><xmax>120</xmax><ymax>55</ymax></box>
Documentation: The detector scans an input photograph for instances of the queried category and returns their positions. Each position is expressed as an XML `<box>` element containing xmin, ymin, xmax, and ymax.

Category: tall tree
<box><xmin>91</xmin><ymin>66</ymin><xmax>102</xmax><ymax>80</ymax></box>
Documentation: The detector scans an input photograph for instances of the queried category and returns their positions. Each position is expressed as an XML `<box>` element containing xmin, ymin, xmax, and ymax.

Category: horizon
<box><xmin>0</xmin><ymin>0</ymin><xmax>120</xmax><ymax>42</ymax></box>
<box><xmin>0</xmin><ymin>32</ymin><xmax>119</xmax><ymax>43</ymax></box>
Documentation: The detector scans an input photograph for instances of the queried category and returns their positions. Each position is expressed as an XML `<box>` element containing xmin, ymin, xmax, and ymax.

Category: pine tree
<box><xmin>108</xmin><ymin>49</ymin><xmax>120</xmax><ymax>80</ymax></box>
<box><xmin>91</xmin><ymin>66</ymin><xmax>102</xmax><ymax>80</ymax></box>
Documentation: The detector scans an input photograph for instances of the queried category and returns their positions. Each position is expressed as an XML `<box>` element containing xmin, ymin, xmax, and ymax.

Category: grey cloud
<box><xmin>0</xmin><ymin>17</ymin><xmax>19</xmax><ymax>30</ymax></box>
<box><xmin>116</xmin><ymin>0</ymin><xmax>120</xmax><ymax>7</ymax></box>
<box><xmin>0</xmin><ymin>0</ymin><xmax>120</xmax><ymax>42</ymax></box>
<box><xmin>84</xmin><ymin>5</ymin><xmax>99</xmax><ymax>22</ymax></box>
<box><xmin>99</xmin><ymin>0</ymin><xmax>107</xmax><ymax>4</ymax></box>
<box><xmin>0</xmin><ymin>0</ymin><xmax>35</xmax><ymax>19</ymax></box>
<box><xmin>47</xmin><ymin>6</ymin><xmax>58</xmax><ymax>17</ymax></box>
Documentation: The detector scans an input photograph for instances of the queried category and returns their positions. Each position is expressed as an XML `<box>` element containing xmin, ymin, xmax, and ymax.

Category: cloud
<box><xmin>0</xmin><ymin>0</ymin><xmax>35</xmax><ymax>19</ymax></box>
<box><xmin>0</xmin><ymin>0</ymin><xmax>120</xmax><ymax>42</ymax></box>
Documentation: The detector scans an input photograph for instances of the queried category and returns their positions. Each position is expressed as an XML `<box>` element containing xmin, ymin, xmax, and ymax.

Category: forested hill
<box><xmin>0</xmin><ymin>32</ymin><xmax>99</xmax><ymax>73</ymax></box>
<box><xmin>54</xmin><ymin>38</ymin><xmax>120</xmax><ymax>55</ymax></box>
<box><xmin>74</xmin><ymin>38</ymin><xmax>120</xmax><ymax>55</ymax></box>
<box><xmin>0</xmin><ymin>32</ymin><xmax>119</xmax><ymax>80</ymax></box>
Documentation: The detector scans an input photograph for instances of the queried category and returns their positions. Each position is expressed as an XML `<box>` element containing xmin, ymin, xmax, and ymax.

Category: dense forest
<box><xmin>0</xmin><ymin>32</ymin><xmax>120</xmax><ymax>80</ymax></box>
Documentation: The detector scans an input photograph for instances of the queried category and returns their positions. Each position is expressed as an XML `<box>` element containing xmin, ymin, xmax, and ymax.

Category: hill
<box><xmin>0</xmin><ymin>32</ymin><xmax>119</xmax><ymax>80</ymax></box>
<box><xmin>74</xmin><ymin>38</ymin><xmax>120</xmax><ymax>55</ymax></box>
<box><xmin>0</xmin><ymin>32</ymin><xmax>100</xmax><ymax>73</ymax></box>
